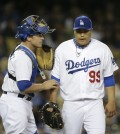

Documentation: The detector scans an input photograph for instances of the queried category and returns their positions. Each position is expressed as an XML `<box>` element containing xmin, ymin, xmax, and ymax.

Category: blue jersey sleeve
<box><xmin>104</xmin><ymin>75</ymin><xmax>115</xmax><ymax>87</ymax></box>
<box><xmin>17</xmin><ymin>80</ymin><xmax>32</xmax><ymax>91</ymax></box>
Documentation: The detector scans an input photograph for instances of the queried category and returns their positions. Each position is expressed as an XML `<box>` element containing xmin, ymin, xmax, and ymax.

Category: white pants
<box><xmin>0</xmin><ymin>93</ymin><xmax>37</xmax><ymax>134</ymax></box>
<box><xmin>62</xmin><ymin>99</ymin><xmax>105</xmax><ymax>134</ymax></box>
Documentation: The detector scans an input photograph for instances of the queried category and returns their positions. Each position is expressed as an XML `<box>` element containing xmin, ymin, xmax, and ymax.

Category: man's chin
<box><xmin>78</xmin><ymin>42</ymin><xmax>87</xmax><ymax>46</ymax></box>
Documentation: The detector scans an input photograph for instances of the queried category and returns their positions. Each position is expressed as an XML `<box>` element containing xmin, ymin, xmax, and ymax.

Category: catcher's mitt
<box><xmin>39</xmin><ymin>102</ymin><xmax>64</xmax><ymax>130</ymax></box>
<box><xmin>36</xmin><ymin>45</ymin><xmax>53</xmax><ymax>70</ymax></box>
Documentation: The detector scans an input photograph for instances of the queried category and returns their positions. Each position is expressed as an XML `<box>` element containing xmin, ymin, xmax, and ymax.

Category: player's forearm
<box><xmin>22</xmin><ymin>83</ymin><xmax>44</xmax><ymax>93</ymax></box>
<box><xmin>21</xmin><ymin>79</ymin><xmax>59</xmax><ymax>94</ymax></box>
<box><xmin>49</xmin><ymin>88</ymin><xmax>59</xmax><ymax>103</ymax></box>
<box><xmin>105</xmin><ymin>86</ymin><xmax>116</xmax><ymax>102</ymax></box>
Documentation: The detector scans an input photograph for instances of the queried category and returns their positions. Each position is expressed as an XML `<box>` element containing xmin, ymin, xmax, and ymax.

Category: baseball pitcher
<box><xmin>51</xmin><ymin>15</ymin><xmax>119</xmax><ymax>134</ymax></box>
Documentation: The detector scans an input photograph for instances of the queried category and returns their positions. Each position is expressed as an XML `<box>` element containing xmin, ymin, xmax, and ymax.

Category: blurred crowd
<box><xmin>0</xmin><ymin>0</ymin><xmax>120</xmax><ymax>134</ymax></box>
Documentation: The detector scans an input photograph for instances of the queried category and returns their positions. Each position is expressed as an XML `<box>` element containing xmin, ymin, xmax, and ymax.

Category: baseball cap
<box><xmin>73</xmin><ymin>15</ymin><xmax>93</xmax><ymax>30</ymax></box>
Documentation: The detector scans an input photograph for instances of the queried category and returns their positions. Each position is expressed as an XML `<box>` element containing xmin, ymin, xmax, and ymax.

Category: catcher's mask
<box><xmin>15</xmin><ymin>15</ymin><xmax>55</xmax><ymax>41</ymax></box>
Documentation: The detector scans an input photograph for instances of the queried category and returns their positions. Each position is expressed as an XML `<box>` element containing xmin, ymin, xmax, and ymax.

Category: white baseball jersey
<box><xmin>2</xmin><ymin>44</ymin><xmax>34</xmax><ymax>93</ymax></box>
<box><xmin>51</xmin><ymin>38</ymin><xmax>118</xmax><ymax>101</ymax></box>
<box><xmin>0</xmin><ymin>44</ymin><xmax>38</xmax><ymax>134</ymax></box>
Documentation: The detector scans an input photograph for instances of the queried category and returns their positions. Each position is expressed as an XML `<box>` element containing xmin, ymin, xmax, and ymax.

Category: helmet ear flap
<box><xmin>18</xmin><ymin>34</ymin><xmax>28</xmax><ymax>41</ymax></box>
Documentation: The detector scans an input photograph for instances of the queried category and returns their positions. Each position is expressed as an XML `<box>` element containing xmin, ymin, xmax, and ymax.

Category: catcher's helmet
<box><xmin>73</xmin><ymin>15</ymin><xmax>93</xmax><ymax>30</ymax></box>
<box><xmin>15</xmin><ymin>15</ymin><xmax>55</xmax><ymax>41</ymax></box>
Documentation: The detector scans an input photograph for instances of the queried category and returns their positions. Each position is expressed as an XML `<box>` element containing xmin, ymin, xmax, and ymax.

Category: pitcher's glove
<box><xmin>39</xmin><ymin>102</ymin><xmax>64</xmax><ymax>130</ymax></box>
<box><xmin>36</xmin><ymin>45</ymin><xmax>53</xmax><ymax>70</ymax></box>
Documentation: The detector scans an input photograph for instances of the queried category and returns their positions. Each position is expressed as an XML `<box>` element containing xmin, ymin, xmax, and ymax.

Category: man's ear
<box><xmin>26</xmin><ymin>36</ymin><xmax>32</xmax><ymax>42</ymax></box>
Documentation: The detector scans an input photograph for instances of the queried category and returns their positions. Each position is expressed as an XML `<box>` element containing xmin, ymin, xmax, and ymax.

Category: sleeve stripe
<box><xmin>51</xmin><ymin>75</ymin><xmax>60</xmax><ymax>83</ymax></box>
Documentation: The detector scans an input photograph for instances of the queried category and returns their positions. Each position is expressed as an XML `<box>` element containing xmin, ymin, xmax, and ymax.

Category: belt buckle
<box><xmin>24</xmin><ymin>95</ymin><xmax>28</xmax><ymax>100</ymax></box>
<box><xmin>24</xmin><ymin>95</ymin><xmax>31</xmax><ymax>101</ymax></box>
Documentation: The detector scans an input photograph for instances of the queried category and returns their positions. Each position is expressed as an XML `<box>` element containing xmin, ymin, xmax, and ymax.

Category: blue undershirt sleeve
<box><xmin>51</xmin><ymin>75</ymin><xmax>60</xmax><ymax>83</ymax></box>
<box><xmin>104</xmin><ymin>75</ymin><xmax>115</xmax><ymax>87</ymax></box>
<box><xmin>17</xmin><ymin>80</ymin><xmax>32</xmax><ymax>91</ymax></box>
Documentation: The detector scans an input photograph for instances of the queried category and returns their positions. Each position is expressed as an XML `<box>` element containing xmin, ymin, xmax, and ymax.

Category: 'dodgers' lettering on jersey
<box><xmin>65</xmin><ymin>57</ymin><xmax>101</xmax><ymax>74</ymax></box>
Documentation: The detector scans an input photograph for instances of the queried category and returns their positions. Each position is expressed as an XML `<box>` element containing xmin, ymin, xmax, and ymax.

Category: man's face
<box><xmin>74</xmin><ymin>29</ymin><xmax>92</xmax><ymax>46</ymax></box>
<box><xmin>30</xmin><ymin>34</ymin><xmax>44</xmax><ymax>48</ymax></box>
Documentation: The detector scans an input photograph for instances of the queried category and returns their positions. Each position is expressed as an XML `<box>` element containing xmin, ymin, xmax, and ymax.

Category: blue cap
<box><xmin>73</xmin><ymin>15</ymin><xmax>93</xmax><ymax>30</ymax></box>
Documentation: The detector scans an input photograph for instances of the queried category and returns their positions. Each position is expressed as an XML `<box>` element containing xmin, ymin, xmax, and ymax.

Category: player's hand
<box><xmin>105</xmin><ymin>101</ymin><xmax>116</xmax><ymax>118</ymax></box>
<box><xmin>41</xmin><ymin>80</ymin><xmax>59</xmax><ymax>91</ymax></box>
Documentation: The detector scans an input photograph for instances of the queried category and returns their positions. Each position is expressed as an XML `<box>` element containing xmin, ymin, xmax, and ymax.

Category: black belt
<box><xmin>3</xmin><ymin>91</ymin><xmax>32</xmax><ymax>101</ymax></box>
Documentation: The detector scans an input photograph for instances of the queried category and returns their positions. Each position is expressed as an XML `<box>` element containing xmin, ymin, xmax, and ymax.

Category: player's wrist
<box><xmin>39</xmin><ymin>83</ymin><xmax>44</xmax><ymax>91</ymax></box>
<box><xmin>108</xmin><ymin>96</ymin><xmax>116</xmax><ymax>102</ymax></box>
<box><xmin>107</xmin><ymin>99</ymin><xmax>116</xmax><ymax>104</ymax></box>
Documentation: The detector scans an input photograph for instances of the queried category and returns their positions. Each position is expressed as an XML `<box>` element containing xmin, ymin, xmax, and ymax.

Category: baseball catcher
<box><xmin>0</xmin><ymin>14</ymin><xmax>60</xmax><ymax>134</ymax></box>
<box><xmin>39</xmin><ymin>102</ymin><xmax>64</xmax><ymax>130</ymax></box>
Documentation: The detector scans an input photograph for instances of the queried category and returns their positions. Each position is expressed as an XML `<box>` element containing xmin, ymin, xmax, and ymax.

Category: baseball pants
<box><xmin>0</xmin><ymin>93</ymin><xmax>37</xmax><ymax>134</ymax></box>
<box><xmin>62</xmin><ymin>99</ymin><xmax>105</xmax><ymax>134</ymax></box>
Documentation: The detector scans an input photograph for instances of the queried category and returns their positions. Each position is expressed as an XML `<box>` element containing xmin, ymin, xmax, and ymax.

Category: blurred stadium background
<box><xmin>0</xmin><ymin>0</ymin><xmax>120</xmax><ymax>134</ymax></box>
